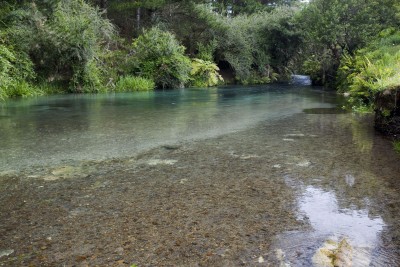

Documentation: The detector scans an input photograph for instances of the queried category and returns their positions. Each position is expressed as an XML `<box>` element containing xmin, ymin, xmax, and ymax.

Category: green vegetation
<box><xmin>127</xmin><ymin>27</ymin><xmax>191</xmax><ymax>89</ymax></box>
<box><xmin>394</xmin><ymin>141</ymin><xmax>400</xmax><ymax>154</ymax></box>
<box><xmin>1</xmin><ymin>0</ymin><xmax>400</xmax><ymax>135</ymax></box>
<box><xmin>0</xmin><ymin>0</ymin><xmax>305</xmax><ymax>100</ymax></box>
<box><xmin>115</xmin><ymin>76</ymin><xmax>155</xmax><ymax>92</ymax></box>
<box><xmin>190</xmin><ymin>58</ymin><xmax>223</xmax><ymax>87</ymax></box>
<box><xmin>1</xmin><ymin>0</ymin><xmax>115</xmax><ymax>96</ymax></box>
<box><xmin>0</xmin><ymin>38</ymin><xmax>36</xmax><ymax>99</ymax></box>
<box><xmin>297</xmin><ymin>0</ymin><xmax>399</xmax><ymax>86</ymax></box>
<box><xmin>337</xmin><ymin>29</ymin><xmax>400</xmax><ymax>110</ymax></box>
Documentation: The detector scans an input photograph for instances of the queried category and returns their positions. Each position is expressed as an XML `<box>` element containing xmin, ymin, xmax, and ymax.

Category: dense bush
<box><xmin>128</xmin><ymin>27</ymin><xmax>191</xmax><ymax>89</ymax></box>
<box><xmin>0</xmin><ymin>39</ymin><xmax>37</xmax><ymax>99</ymax></box>
<box><xmin>297</xmin><ymin>0</ymin><xmax>399</xmax><ymax>86</ymax></box>
<box><xmin>337</xmin><ymin>29</ymin><xmax>400</xmax><ymax>110</ymax></box>
<box><xmin>2</xmin><ymin>0</ymin><xmax>115</xmax><ymax>93</ymax></box>
<box><xmin>209</xmin><ymin>6</ymin><xmax>301</xmax><ymax>83</ymax></box>
<box><xmin>3</xmin><ymin>0</ymin><xmax>397</xmax><ymax>101</ymax></box>
<box><xmin>151</xmin><ymin>3</ymin><xmax>299</xmax><ymax>84</ymax></box>
<box><xmin>189</xmin><ymin>58</ymin><xmax>223</xmax><ymax>87</ymax></box>
<box><xmin>115</xmin><ymin>76</ymin><xmax>155</xmax><ymax>92</ymax></box>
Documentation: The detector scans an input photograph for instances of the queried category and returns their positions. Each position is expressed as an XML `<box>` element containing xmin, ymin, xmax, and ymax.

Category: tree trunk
<box><xmin>137</xmin><ymin>7</ymin><xmax>141</xmax><ymax>32</ymax></box>
<box><xmin>99</xmin><ymin>0</ymin><xmax>107</xmax><ymax>17</ymax></box>
<box><xmin>99</xmin><ymin>0</ymin><xmax>107</xmax><ymax>9</ymax></box>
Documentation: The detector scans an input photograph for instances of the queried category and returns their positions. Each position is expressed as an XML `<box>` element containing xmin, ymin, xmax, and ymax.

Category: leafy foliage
<box><xmin>2</xmin><ymin>0</ymin><xmax>115</xmax><ymax>94</ymax></box>
<box><xmin>337</xmin><ymin>29</ymin><xmax>400</xmax><ymax>110</ymax></box>
<box><xmin>189</xmin><ymin>58</ymin><xmax>223</xmax><ymax>87</ymax></box>
<box><xmin>297</xmin><ymin>0</ymin><xmax>399</xmax><ymax>86</ymax></box>
<box><xmin>184</xmin><ymin>5</ymin><xmax>300</xmax><ymax>83</ymax></box>
<box><xmin>128</xmin><ymin>27</ymin><xmax>191</xmax><ymax>89</ymax></box>
<box><xmin>115</xmin><ymin>76</ymin><xmax>155</xmax><ymax>92</ymax></box>
<box><xmin>0</xmin><ymin>38</ymin><xmax>36</xmax><ymax>99</ymax></box>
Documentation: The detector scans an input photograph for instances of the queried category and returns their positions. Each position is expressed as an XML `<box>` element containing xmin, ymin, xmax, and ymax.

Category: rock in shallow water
<box><xmin>0</xmin><ymin>249</ymin><xmax>14</xmax><ymax>258</ymax></box>
<box><xmin>296</xmin><ymin>160</ymin><xmax>311</xmax><ymax>167</ymax></box>
<box><xmin>312</xmin><ymin>238</ymin><xmax>353</xmax><ymax>267</ymax></box>
<box><xmin>147</xmin><ymin>159</ymin><xmax>178</xmax><ymax>166</ymax></box>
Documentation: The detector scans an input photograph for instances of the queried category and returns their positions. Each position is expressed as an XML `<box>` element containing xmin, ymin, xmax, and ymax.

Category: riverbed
<box><xmin>1</xmin><ymin>85</ymin><xmax>399</xmax><ymax>266</ymax></box>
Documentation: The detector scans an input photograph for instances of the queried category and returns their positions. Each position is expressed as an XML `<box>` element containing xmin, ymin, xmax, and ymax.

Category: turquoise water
<box><xmin>1</xmin><ymin>85</ymin><xmax>399</xmax><ymax>266</ymax></box>
<box><xmin>0</xmin><ymin>85</ymin><xmax>335</xmax><ymax>171</ymax></box>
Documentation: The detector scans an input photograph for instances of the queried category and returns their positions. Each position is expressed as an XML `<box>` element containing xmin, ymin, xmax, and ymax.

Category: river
<box><xmin>0</xmin><ymin>85</ymin><xmax>399</xmax><ymax>266</ymax></box>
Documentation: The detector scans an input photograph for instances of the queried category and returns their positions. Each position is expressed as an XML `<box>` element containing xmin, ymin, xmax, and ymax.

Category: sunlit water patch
<box><xmin>271</xmin><ymin>158</ymin><xmax>396</xmax><ymax>265</ymax></box>
<box><xmin>300</xmin><ymin>186</ymin><xmax>384</xmax><ymax>247</ymax></box>
<box><xmin>301</xmin><ymin>186</ymin><xmax>387</xmax><ymax>266</ymax></box>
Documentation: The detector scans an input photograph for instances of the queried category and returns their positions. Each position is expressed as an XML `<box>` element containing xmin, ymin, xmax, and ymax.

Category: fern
<box><xmin>189</xmin><ymin>58</ymin><xmax>223</xmax><ymax>87</ymax></box>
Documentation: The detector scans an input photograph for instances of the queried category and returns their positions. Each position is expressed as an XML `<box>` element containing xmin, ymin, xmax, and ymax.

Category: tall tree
<box><xmin>298</xmin><ymin>0</ymin><xmax>399</xmax><ymax>85</ymax></box>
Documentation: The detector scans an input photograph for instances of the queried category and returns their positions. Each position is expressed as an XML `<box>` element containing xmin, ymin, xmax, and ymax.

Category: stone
<box><xmin>0</xmin><ymin>249</ymin><xmax>14</xmax><ymax>258</ymax></box>
<box><xmin>312</xmin><ymin>238</ymin><xmax>353</xmax><ymax>267</ymax></box>
<box><xmin>147</xmin><ymin>159</ymin><xmax>178</xmax><ymax>166</ymax></box>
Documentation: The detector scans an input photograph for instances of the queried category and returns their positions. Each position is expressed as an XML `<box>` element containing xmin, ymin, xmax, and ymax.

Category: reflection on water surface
<box><xmin>300</xmin><ymin>186</ymin><xmax>384</xmax><ymax>246</ymax></box>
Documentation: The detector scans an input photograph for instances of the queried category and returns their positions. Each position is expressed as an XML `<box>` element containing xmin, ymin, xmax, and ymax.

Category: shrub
<box><xmin>240</xmin><ymin>71</ymin><xmax>277</xmax><ymax>85</ymax></box>
<box><xmin>128</xmin><ymin>27</ymin><xmax>191</xmax><ymax>89</ymax></box>
<box><xmin>115</xmin><ymin>76</ymin><xmax>155</xmax><ymax>92</ymax></box>
<box><xmin>0</xmin><ymin>41</ymin><xmax>37</xmax><ymax>100</ymax></box>
<box><xmin>49</xmin><ymin>0</ymin><xmax>115</xmax><ymax>91</ymax></box>
<box><xmin>337</xmin><ymin>30</ymin><xmax>400</xmax><ymax>110</ymax></box>
<box><xmin>3</xmin><ymin>0</ymin><xmax>115</xmax><ymax>92</ymax></box>
<box><xmin>202</xmin><ymin>5</ymin><xmax>301</xmax><ymax>83</ymax></box>
<box><xmin>4</xmin><ymin>81</ymin><xmax>40</xmax><ymax>98</ymax></box>
<box><xmin>189</xmin><ymin>58</ymin><xmax>223</xmax><ymax>87</ymax></box>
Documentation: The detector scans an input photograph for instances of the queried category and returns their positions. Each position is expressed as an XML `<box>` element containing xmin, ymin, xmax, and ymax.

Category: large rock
<box><xmin>374</xmin><ymin>89</ymin><xmax>400</xmax><ymax>135</ymax></box>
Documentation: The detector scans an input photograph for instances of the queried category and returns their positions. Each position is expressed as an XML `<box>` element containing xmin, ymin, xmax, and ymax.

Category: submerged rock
<box><xmin>179</xmin><ymin>178</ymin><xmax>188</xmax><ymax>184</ymax></box>
<box><xmin>284</xmin><ymin>133</ymin><xmax>305</xmax><ymax>137</ymax></box>
<box><xmin>296</xmin><ymin>160</ymin><xmax>311</xmax><ymax>167</ymax></box>
<box><xmin>276</xmin><ymin>249</ymin><xmax>291</xmax><ymax>267</ymax></box>
<box><xmin>0</xmin><ymin>170</ymin><xmax>17</xmax><ymax>176</ymax></box>
<box><xmin>258</xmin><ymin>256</ymin><xmax>265</xmax><ymax>263</ymax></box>
<box><xmin>51</xmin><ymin>166</ymin><xmax>76</xmax><ymax>176</ymax></box>
<box><xmin>312</xmin><ymin>238</ymin><xmax>353</xmax><ymax>267</ymax></box>
<box><xmin>239</xmin><ymin>154</ymin><xmax>259</xmax><ymax>159</ymax></box>
<box><xmin>45</xmin><ymin>165</ymin><xmax>88</xmax><ymax>180</ymax></box>
<box><xmin>42</xmin><ymin>175</ymin><xmax>60</xmax><ymax>181</ymax></box>
<box><xmin>0</xmin><ymin>249</ymin><xmax>14</xmax><ymax>258</ymax></box>
<box><xmin>147</xmin><ymin>159</ymin><xmax>178</xmax><ymax>166</ymax></box>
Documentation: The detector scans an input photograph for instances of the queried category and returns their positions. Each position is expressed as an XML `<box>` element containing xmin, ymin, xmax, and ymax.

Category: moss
<box><xmin>394</xmin><ymin>141</ymin><xmax>400</xmax><ymax>154</ymax></box>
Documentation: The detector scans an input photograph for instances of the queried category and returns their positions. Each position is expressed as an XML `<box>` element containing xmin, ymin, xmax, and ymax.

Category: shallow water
<box><xmin>0</xmin><ymin>85</ymin><xmax>339</xmax><ymax>171</ymax></box>
<box><xmin>1</xmin><ymin>85</ymin><xmax>400</xmax><ymax>266</ymax></box>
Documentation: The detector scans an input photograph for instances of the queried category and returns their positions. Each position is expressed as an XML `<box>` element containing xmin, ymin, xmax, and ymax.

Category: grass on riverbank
<box><xmin>0</xmin><ymin>82</ymin><xmax>66</xmax><ymax>100</ymax></box>
<box><xmin>338</xmin><ymin>29</ymin><xmax>400</xmax><ymax>111</ymax></box>
<box><xmin>0</xmin><ymin>76</ymin><xmax>156</xmax><ymax>101</ymax></box>
<box><xmin>114</xmin><ymin>76</ymin><xmax>155</xmax><ymax>92</ymax></box>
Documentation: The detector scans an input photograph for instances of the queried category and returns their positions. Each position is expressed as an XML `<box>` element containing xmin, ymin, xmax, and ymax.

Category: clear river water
<box><xmin>0</xmin><ymin>85</ymin><xmax>400</xmax><ymax>266</ymax></box>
